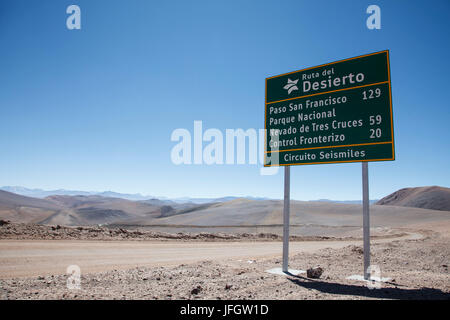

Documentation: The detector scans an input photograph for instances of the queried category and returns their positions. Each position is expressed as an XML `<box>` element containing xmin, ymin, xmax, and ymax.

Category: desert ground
<box><xmin>0</xmin><ymin>221</ymin><xmax>448</xmax><ymax>300</ymax></box>
<box><xmin>0</xmin><ymin>186</ymin><xmax>449</xmax><ymax>300</ymax></box>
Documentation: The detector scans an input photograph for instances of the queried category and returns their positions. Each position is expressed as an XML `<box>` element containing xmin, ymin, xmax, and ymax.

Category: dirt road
<box><xmin>0</xmin><ymin>233</ymin><xmax>421</xmax><ymax>279</ymax></box>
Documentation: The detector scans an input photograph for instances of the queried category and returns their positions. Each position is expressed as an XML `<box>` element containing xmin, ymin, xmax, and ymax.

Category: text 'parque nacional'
<box><xmin>264</xmin><ymin>50</ymin><xmax>395</xmax><ymax>166</ymax></box>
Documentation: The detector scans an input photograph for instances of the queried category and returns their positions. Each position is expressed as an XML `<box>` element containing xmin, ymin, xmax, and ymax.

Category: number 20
<box><xmin>370</xmin><ymin>128</ymin><xmax>382</xmax><ymax>138</ymax></box>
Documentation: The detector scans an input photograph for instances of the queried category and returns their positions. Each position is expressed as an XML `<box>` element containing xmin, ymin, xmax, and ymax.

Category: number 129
<box><xmin>362</xmin><ymin>88</ymin><xmax>381</xmax><ymax>100</ymax></box>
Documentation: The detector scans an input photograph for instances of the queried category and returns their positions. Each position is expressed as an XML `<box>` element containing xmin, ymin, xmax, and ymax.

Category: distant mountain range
<box><xmin>168</xmin><ymin>196</ymin><xmax>271</xmax><ymax>204</ymax></box>
<box><xmin>0</xmin><ymin>186</ymin><xmax>374</xmax><ymax>204</ymax></box>
<box><xmin>315</xmin><ymin>199</ymin><xmax>379</xmax><ymax>204</ymax></box>
<box><xmin>0</xmin><ymin>186</ymin><xmax>448</xmax><ymax>227</ymax></box>
<box><xmin>0</xmin><ymin>186</ymin><xmax>271</xmax><ymax>204</ymax></box>
<box><xmin>0</xmin><ymin>186</ymin><xmax>150</xmax><ymax>201</ymax></box>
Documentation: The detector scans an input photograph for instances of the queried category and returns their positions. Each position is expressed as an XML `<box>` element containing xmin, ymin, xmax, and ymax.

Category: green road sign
<box><xmin>264</xmin><ymin>50</ymin><xmax>395</xmax><ymax>166</ymax></box>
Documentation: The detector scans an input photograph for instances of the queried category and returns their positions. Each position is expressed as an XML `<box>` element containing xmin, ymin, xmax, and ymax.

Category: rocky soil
<box><xmin>0</xmin><ymin>228</ymin><xmax>448</xmax><ymax>300</ymax></box>
<box><xmin>0</xmin><ymin>222</ymin><xmax>384</xmax><ymax>242</ymax></box>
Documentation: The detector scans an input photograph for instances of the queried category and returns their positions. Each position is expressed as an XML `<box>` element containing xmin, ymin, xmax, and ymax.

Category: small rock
<box><xmin>37</xmin><ymin>276</ymin><xmax>45</xmax><ymax>280</ymax></box>
<box><xmin>306</xmin><ymin>267</ymin><xmax>324</xmax><ymax>279</ymax></box>
<box><xmin>0</xmin><ymin>220</ymin><xmax>10</xmax><ymax>226</ymax></box>
<box><xmin>191</xmin><ymin>285</ymin><xmax>202</xmax><ymax>295</ymax></box>
<box><xmin>350</xmin><ymin>246</ymin><xmax>363</xmax><ymax>255</ymax></box>
<box><xmin>225</xmin><ymin>284</ymin><xmax>232</xmax><ymax>290</ymax></box>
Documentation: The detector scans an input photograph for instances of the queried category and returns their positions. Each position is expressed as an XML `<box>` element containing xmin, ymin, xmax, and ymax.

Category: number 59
<box><xmin>369</xmin><ymin>115</ymin><xmax>382</xmax><ymax>125</ymax></box>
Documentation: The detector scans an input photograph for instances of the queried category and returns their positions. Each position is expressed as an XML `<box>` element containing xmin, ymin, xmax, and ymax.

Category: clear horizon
<box><xmin>1</xmin><ymin>1</ymin><xmax>449</xmax><ymax>201</ymax></box>
<box><xmin>1</xmin><ymin>184</ymin><xmax>442</xmax><ymax>202</ymax></box>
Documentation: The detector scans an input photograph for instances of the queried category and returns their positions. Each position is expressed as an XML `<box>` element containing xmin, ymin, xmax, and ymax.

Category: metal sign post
<box><xmin>264</xmin><ymin>51</ymin><xmax>394</xmax><ymax>279</ymax></box>
<box><xmin>282</xmin><ymin>166</ymin><xmax>291</xmax><ymax>273</ymax></box>
<box><xmin>362</xmin><ymin>162</ymin><xmax>370</xmax><ymax>280</ymax></box>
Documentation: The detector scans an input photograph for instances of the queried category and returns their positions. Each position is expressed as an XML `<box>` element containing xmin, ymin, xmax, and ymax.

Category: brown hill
<box><xmin>0</xmin><ymin>190</ymin><xmax>60</xmax><ymax>209</ymax></box>
<box><xmin>0</xmin><ymin>190</ymin><xmax>62</xmax><ymax>223</ymax></box>
<box><xmin>114</xmin><ymin>197</ymin><xmax>450</xmax><ymax>235</ymax></box>
<box><xmin>376</xmin><ymin>186</ymin><xmax>450</xmax><ymax>211</ymax></box>
<box><xmin>41</xmin><ymin>195</ymin><xmax>165</xmax><ymax>225</ymax></box>
<box><xmin>2</xmin><ymin>187</ymin><xmax>449</xmax><ymax>232</ymax></box>
<box><xmin>0</xmin><ymin>192</ymin><xmax>164</xmax><ymax>226</ymax></box>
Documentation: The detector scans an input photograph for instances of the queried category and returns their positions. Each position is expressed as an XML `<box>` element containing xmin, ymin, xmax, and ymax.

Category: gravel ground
<box><xmin>1</xmin><ymin>230</ymin><xmax>448</xmax><ymax>300</ymax></box>
<box><xmin>0</xmin><ymin>222</ymin><xmax>399</xmax><ymax>242</ymax></box>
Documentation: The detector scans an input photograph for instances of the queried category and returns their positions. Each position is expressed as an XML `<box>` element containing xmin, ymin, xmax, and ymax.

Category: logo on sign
<box><xmin>283</xmin><ymin>78</ymin><xmax>299</xmax><ymax>94</ymax></box>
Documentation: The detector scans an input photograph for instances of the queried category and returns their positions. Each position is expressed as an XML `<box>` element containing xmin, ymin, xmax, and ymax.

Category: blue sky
<box><xmin>0</xmin><ymin>0</ymin><xmax>449</xmax><ymax>200</ymax></box>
